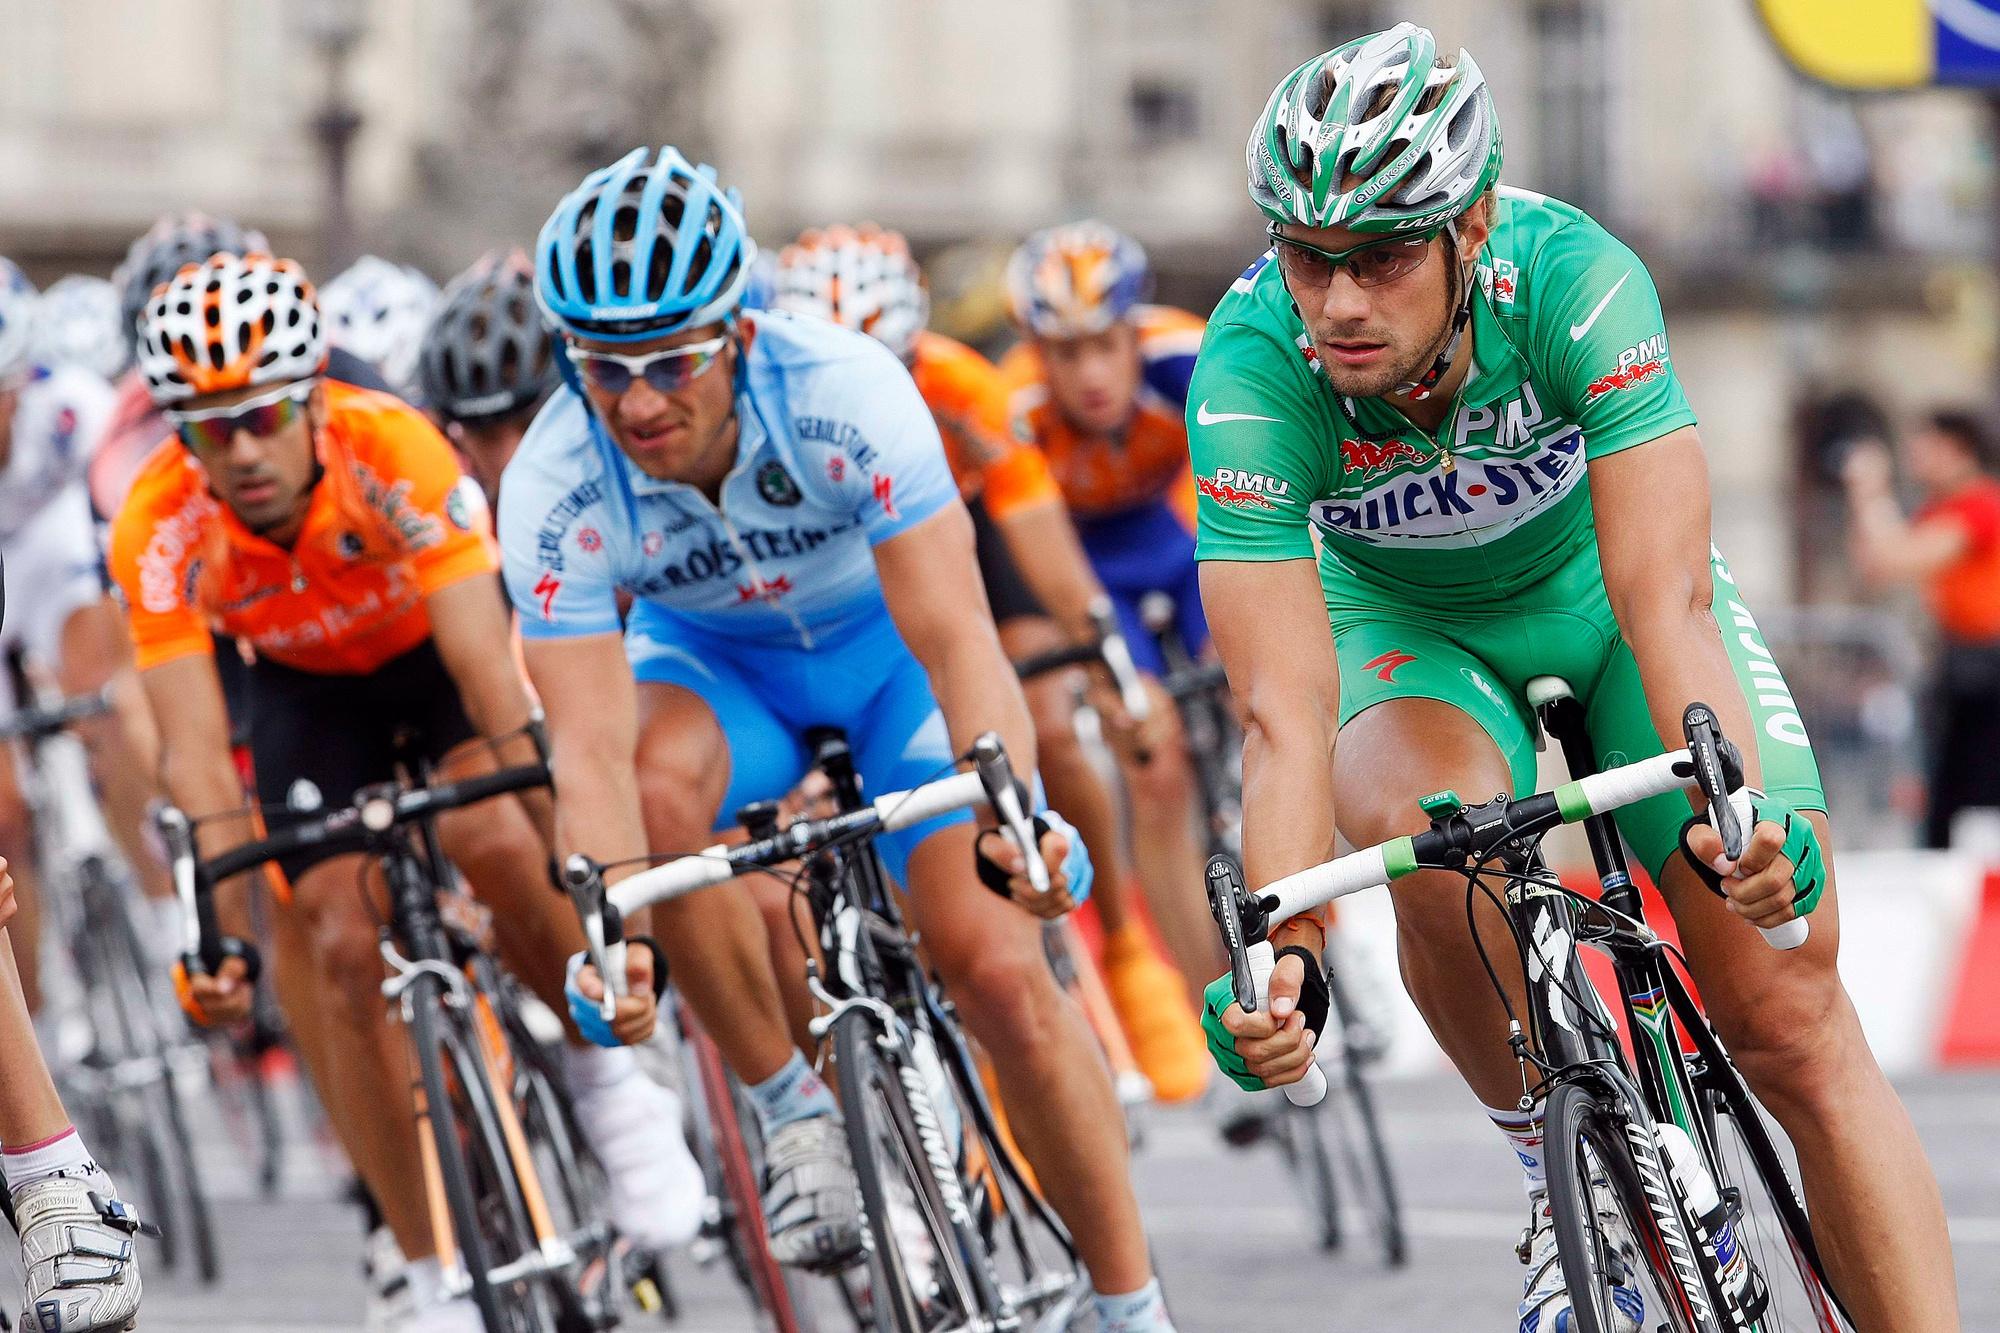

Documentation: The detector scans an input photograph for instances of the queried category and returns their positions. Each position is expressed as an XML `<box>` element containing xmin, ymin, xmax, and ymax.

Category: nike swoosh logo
<box><xmin>1569</xmin><ymin>271</ymin><xmax>1631</xmax><ymax>341</ymax></box>
<box><xmin>1196</xmin><ymin>400</ymin><xmax>1282</xmax><ymax>426</ymax></box>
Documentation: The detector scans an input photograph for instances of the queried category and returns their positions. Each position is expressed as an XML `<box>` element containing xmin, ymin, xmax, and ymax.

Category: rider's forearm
<box><xmin>923</xmin><ymin>629</ymin><xmax>1040</xmax><ymax>793</ymax></box>
<box><xmin>1240</xmin><ymin>702</ymin><xmax>1339</xmax><ymax>951</ymax></box>
<box><xmin>1617</xmin><ymin>579</ymin><xmax>1765</xmax><ymax>795</ymax></box>
<box><xmin>550</xmin><ymin>753</ymin><xmax>655</xmax><ymax>932</ymax></box>
<box><xmin>997</xmin><ymin>501</ymin><xmax>1103</xmax><ymax>643</ymax></box>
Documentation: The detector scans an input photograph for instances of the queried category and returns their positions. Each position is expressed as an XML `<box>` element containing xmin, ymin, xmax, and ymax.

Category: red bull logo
<box><xmin>1340</xmin><ymin>437</ymin><xmax>1436</xmax><ymax>481</ymax></box>
<box><xmin>1196</xmin><ymin>474</ymin><xmax>1276</xmax><ymax>510</ymax></box>
<box><xmin>1582</xmin><ymin>358</ymin><xmax>1665</xmax><ymax>403</ymax></box>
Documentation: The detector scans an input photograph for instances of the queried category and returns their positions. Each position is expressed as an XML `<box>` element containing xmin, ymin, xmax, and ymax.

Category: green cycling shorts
<box><xmin>1326</xmin><ymin>540</ymin><xmax>1825</xmax><ymax>880</ymax></box>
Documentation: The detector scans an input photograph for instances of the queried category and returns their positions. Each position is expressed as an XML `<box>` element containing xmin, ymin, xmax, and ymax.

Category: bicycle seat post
<box><xmin>1527</xmin><ymin>675</ymin><xmax>1643</xmax><ymax>917</ymax></box>
<box><xmin>805</xmin><ymin>726</ymin><xmax>865</xmax><ymax>814</ymax></box>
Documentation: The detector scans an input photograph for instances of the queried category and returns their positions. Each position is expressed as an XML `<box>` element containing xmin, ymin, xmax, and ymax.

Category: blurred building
<box><xmin>1</xmin><ymin>0</ymin><xmax>1979</xmax><ymax>840</ymax></box>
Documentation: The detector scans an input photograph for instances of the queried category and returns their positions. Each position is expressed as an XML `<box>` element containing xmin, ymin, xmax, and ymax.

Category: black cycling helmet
<box><xmin>418</xmin><ymin>249</ymin><xmax>558</xmax><ymax>425</ymax></box>
<box><xmin>113</xmin><ymin>211</ymin><xmax>271</xmax><ymax>357</ymax></box>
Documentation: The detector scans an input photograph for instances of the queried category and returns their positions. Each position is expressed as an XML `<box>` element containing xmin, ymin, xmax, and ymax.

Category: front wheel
<box><xmin>1543</xmin><ymin>1080</ymin><xmax>1720</xmax><ymax>1333</ymax></box>
<box><xmin>832</xmin><ymin>1009</ymin><xmax>988</xmax><ymax>1333</ymax></box>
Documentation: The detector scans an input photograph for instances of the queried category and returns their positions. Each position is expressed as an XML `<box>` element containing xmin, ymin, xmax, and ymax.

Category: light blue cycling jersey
<box><xmin>499</xmin><ymin>309</ymin><xmax>960</xmax><ymax>648</ymax></box>
<box><xmin>498</xmin><ymin>311</ymin><xmax>971</xmax><ymax>882</ymax></box>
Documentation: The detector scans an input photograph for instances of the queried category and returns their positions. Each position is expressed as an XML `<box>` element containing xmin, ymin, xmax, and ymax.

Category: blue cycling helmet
<box><xmin>1005</xmin><ymin>221</ymin><xmax>1151</xmax><ymax>339</ymax></box>
<box><xmin>535</xmin><ymin>146</ymin><xmax>756</xmax><ymax>343</ymax></box>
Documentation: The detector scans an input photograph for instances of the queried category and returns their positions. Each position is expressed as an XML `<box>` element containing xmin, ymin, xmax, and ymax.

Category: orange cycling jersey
<box><xmin>906</xmin><ymin>330</ymin><xmax>1060</xmax><ymax>521</ymax></box>
<box><xmin>109</xmin><ymin>380</ymin><xmax>497</xmax><ymax>676</ymax></box>
<box><xmin>998</xmin><ymin>304</ymin><xmax>1205</xmax><ymax>521</ymax></box>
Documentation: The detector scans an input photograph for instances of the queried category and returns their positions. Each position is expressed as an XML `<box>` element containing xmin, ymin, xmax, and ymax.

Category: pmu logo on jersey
<box><xmin>1195</xmin><ymin>473</ymin><xmax>1276</xmax><ymax>510</ymax></box>
<box><xmin>1340</xmin><ymin>436</ymin><xmax>1437</xmax><ymax>482</ymax></box>
<box><xmin>1202</xmin><ymin>468</ymin><xmax>1290</xmax><ymax>504</ymax></box>
<box><xmin>1583</xmin><ymin>334</ymin><xmax>1668</xmax><ymax>403</ymax></box>
<box><xmin>1483</xmin><ymin>257</ymin><xmax>1520</xmax><ymax>306</ymax></box>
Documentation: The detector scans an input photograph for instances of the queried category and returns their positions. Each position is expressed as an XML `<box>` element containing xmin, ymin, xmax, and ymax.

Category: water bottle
<box><xmin>910</xmin><ymin>1027</ymin><xmax>963</xmax><ymax>1166</ymax></box>
<box><xmin>1656</xmin><ymin>1123</ymin><xmax>1755</xmax><ymax>1309</ymax></box>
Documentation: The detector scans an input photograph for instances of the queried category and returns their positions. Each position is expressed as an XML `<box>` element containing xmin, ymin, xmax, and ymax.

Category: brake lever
<box><xmin>155</xmin><ymin>806</ymin><xmax>219</xmax><ymax>973</ymax></box>
<box><xmin>1089</xmin><ymin>596</ymin><xmax>1151</xmax><ymax>725</ymax></box>
<box><xmin>972</xmin><ymin>733</ymin><xmax>1049</xmax><ymax>894</ymax></box>
<box><xmin>1682</xmin><ymin>703</ymin><xmax>1744</xmax><ymax>861</ymax></box>
<box><xmin>1206</xmin><ymin>854</ymin><xmax>1265</xmax><ymax>1011</ymax></box>
<box><xmin>562</xmin><ymin>854</ymin><xmax>625</xmax><ymax>1022</ymax></box>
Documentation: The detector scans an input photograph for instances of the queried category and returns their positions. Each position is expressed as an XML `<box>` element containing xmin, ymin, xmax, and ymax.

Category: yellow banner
<box><xmin>1754</xmin><ymin>0</ymin><xmax>1930</xmax><ymax>89</ymax></box>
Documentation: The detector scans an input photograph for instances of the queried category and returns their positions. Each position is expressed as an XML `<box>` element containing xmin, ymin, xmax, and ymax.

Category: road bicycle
<box><xmin>162</xmin><ymin>738</ymin><xmax>639</xmax><ymax>1332</ymax></box>
<box><xmin>3</xmin><ymin>686</ymin><xmax>214</xmax><ymax>1283</ymax></box>
<box><xmin>1212</xmin><ymin>685</ymin><xmax>1854</xmax><ymax>1332</ymax></box>
<box><xmin>565</xmin><ymin>732</ymin><xmax>1095</xmax><ymax>1333</ymax></box>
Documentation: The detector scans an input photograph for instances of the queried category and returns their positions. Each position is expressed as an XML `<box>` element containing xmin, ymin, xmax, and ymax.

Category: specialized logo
<box><xmin>756</xmin><ymin>460</ymin><xmax>803</xmax><ymax>507</ymax></box>
<box><xmin>1583</xmin><ymin>334</ymin><xmax>1669</xmax><ymax>403</ymax></box>
<box><xmin>533</xmin><ymin>571</ymin><xmax>561</xmax><ymax>621</ymax></box>
<box><xmin>1195</xmin><ymin>400</ymin><xmax>1282</xmax><ymax>427</ymax></box>
<box><xmin>735</xmin><ymin>575</ymin><xmax>794</xmax><ymax>603</ymax></box>
<box><xmin>1340</xmin><ymin>436</ymin><xmax>1437</xmax><ymax>482</ymax></box>
<box><xmin>1195</xmin><ymin>473</ymin><xmax>1275</xmax><ymax>510</ymax></box>
<box><xmin>1568</xmin><ymin>270</ymin><xmax>1630</xmax><ymax>341</ymax></box>
<box><xmin>1362</xmin><ymin>649</ymin><xmax>1416</xmax><ymax>683</ymax></box>
<box><xmin>872</xmin><ymin>472</ymin><xmax>897</xmax><ymax>520</ymax></box>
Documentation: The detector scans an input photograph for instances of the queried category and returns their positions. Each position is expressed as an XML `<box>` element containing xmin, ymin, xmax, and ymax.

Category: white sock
<box><xmin>1093</xmin><ymin>1278</ymin><xmax>1175</xmax><ymax>1333</ymax></box>
<box><xmin>1484</xmin><ymin>1101</ymin><xmax>1547</xmax><ymax>1198</ymax></box>
<box><xmin>557</xmin><ymin>1041</ymin><xmax>639</xmax><ymax>1093</ymax></box>
<box><xmin>403</xmin><ymin>1255</ymin><xmax>445</xmax><ymax>1305</ymax></box>
<box><xmin>2</xmin><ymin>1126</ymin><xmax>95</xmax><ymax>1192</ymax></box>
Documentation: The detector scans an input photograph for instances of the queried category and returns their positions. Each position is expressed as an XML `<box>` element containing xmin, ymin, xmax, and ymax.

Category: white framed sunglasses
<box><xmin>163</xmin><ymin>380</ymin><xmax>317</xmax><ymax>451</ymax></box>
<box><xmin>566</xmin><ymin>335</ymin><xmax>731</xmax><ymax>395</ymax></box>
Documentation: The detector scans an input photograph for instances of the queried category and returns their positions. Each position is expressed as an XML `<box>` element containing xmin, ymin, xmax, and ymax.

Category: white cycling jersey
<box><xmin>1</xmin><ymin>364</ymin><xmax>114</xmax><ymax>540</ymax></box>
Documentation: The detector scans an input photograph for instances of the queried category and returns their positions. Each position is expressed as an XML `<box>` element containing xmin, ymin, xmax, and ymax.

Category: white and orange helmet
<box><xmin>1005</xmin><ymin>221</ymin><xmax>1150</xmax><ymax>340</ymax></box>
<box><xmin>773</xmin><ymin>223</ymin><xmax>929</xmax><ymax>362</ymax></box>
<box><xmin>135</xmin><ymin>252</ymin><xmax>326</xmax><ymax>405</ymax></box>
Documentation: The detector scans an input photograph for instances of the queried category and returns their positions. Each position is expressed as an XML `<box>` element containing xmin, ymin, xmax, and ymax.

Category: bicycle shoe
<box><xmin>569</xmin><ymin>1064</ymin><xmax>706</xmax><ymax>1249</ymax></box>
<box><xmin>1518</xmin><ymin>1184</ymin><xmax>1644</xmax><ymax>1333</ymax></box>
<box><xmin>762</xmin><ymin>1114</ymin><xmax>864</xmax><ymax>1271</ymax></box>
<box><xmin>15</xmin><ymin>1168</ymin><xmax>147</xmax><ymax>1332</ymax></box>
<box><xmin>1103</xmin><ymin>925</ymin><xmax>1210</xmax><ymax>1103</ymax></box>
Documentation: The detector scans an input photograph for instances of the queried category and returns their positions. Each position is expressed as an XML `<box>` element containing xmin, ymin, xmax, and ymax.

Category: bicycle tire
<box><xmin>684</xmin><ymin>1016</ymin><xmax>816</xmax><ymax>1332</ymax></box>
<box><xmin>1274</xmin><ymin>1100</ymin><xmax>1342</xmax><ymax>1252</ymax></box>
<box><xmin>1544</xmin><ymin>1080</ymin><xmax>1719</xmax><ymax>1333</ymax></box>
<box><xmin>833</xmin><ymin>1007</ymin><xmax>987</xmax><ymax>1333</ymax></box>
<box><xmin>406</xmin><ymin>973</ymin><xmax>533</xmax><ymax>1332</ymax></box>
<box><xmin>1323</xmin><ymin>964</ymin><xmax>1407</xmax><ymax>1267</ymax></box>
<box><xmin>1696</xmin><ymin>1073</ymin><xmax>1856</xmax><ymax>1331</ymax></box>
<box><xmin>97</xmin><ymin>879</ymin><xmax>220</xmax><ymax>1283</ymax></box>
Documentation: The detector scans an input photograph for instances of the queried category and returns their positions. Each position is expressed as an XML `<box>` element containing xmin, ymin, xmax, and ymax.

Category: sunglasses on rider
<box><xmin>165</xmin><ymin>380</ymin><xmax>316</xmax><ymax>453</ymax></box>
<box><xmin>1267</xmin><ymin>223</ymin><xmax>1442</xmax><ymax>290</ymax></box>
<box><xmin>566</xmin><ymin>335</ymin><xmax>731</xmax><ymax>397</ymax></box>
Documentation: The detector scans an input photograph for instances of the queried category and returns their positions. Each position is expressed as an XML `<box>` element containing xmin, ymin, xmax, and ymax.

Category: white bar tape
<box><xmin>609</xmin><ymin>845</ymin><xmax>736</xmax><ymax>916</ymax></box>
<box><xmin>1262</xmin><ymin>844</ymin><xmax>1392</xmax><ymax>927</ymax></box>
<box><xmin>1570</xmin><ymin>750</ymin><xmax>1692</xmax><ymax>818</ymax></box>
<box><xmin>876</xmin><ymin>770</ymin><xmax>987</xmax><ymax>830</ymax></box>
<box><xmin>1248</xmin><ymin>941</ymin><xmax>1330</xmax><ymax>1107</ymax></box>
<box><xmin>1760</xmin><ymin>919</ymin><xmax>1809</xmax><ymax>950</ymax></box>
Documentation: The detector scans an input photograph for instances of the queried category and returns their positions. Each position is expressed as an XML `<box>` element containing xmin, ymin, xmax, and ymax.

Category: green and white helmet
<box><xmin>1248</xmin><ymin>23</ymin><xmax>1502</xmax><ymax>234</ymax></box>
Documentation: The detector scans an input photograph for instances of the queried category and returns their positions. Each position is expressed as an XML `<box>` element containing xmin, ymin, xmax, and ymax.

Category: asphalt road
<box><xmin>77</xmin><ymin>1066</ymin><xmax>2000</xmax><ymax>1331</ymax></box>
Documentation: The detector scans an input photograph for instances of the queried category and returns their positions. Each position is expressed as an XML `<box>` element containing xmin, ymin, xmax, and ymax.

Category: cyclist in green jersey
<box><xmin>1192</xmin><ymin>24</ymin><xmax>1958</xmax><ymax>1330</ymax></box>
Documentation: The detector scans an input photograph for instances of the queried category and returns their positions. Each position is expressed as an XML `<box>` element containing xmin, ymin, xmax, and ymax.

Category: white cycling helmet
<box><xmin>0</xmin><ymin>259</ymin><xmax>40</xmax><ymax>382</ymax></box>
<box><xmin>773</xmin><ymin>224</ymin><xmax>929</xmax><ymax>363</ymax></box>
<box><xmin>319</xmin><ymin>255</ymin><xmax>440</xmax><ymax>398</ymax></box>
<box><xmin>32</xmin><ymin>274</ymin><xmax>128</xmax><ymax>381</ymax></box>
<box><xmin>134</xmin><ymin>252</ymin><xmax>326</xmax><ymax>406</ymax></box>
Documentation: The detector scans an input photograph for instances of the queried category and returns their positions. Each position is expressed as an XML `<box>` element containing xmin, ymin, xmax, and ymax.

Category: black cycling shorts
<box><xmin>244</xmin><ymin>639</ymin><xmax>478</xmax><ymax>883</ymax></box>
<box><xmin>968</xmin><ymin>495</ymin><xmax>1046</xmax><ymax>626</ymax></box>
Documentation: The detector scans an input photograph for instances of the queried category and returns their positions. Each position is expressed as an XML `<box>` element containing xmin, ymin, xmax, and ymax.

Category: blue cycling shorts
<box><xmin>624</xmin><ymin>603</ymin><xmax>970</xmax><ymax>888</ymax></box>
<box><xmin>1074</xmin><ymin>500</ymin><xmax>1209</xmax><ymax>675</ymax></box>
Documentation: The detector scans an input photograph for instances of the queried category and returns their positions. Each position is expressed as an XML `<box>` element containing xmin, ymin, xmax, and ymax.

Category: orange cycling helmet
<box><xmin>135</xmin><ymin>252</ymin><xmax>326</xmax><ymax>405</ymax></box>
<box><xmin>773</xmin><ymin>223</ymin><xmax>930</xmax><ymax>362</ymax></box>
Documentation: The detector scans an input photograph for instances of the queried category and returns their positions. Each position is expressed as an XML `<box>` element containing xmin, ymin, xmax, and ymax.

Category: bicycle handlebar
<box><xmin>564</xmin><ymin>733</ymin><xmax>1034</xmax><ymax>1020</ymax></box>
<box><xmin>1011</xmin><ymin>597</ymin><xmax>1152</xmax><ymax>726</ymax></box>
<box><xmin>0</xmin><ymin>689</ymin><xmax>114</xmax><ymax>742</ymax></box>
<box><xmin>1216</xmin><ymin>704</ymin><xmax>1807</xmax><ymax>1106</ymax></box>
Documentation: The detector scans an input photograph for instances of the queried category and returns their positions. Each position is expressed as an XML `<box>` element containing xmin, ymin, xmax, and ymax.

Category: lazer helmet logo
<box><xmin>1340</xmin><ymin>436</ymin><xmax>1436</xmax><ymax>481</ymax></box>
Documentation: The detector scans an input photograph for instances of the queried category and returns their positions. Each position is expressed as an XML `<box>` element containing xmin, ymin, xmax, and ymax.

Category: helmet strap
<box><xmin>1396</xmin><ymin>220</ymin><xmax>1476</xmax><ymax>403</ymax></box>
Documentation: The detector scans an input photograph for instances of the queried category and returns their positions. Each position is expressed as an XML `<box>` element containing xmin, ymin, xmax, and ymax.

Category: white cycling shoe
<box><xmin>15</xmin><ymin>1168</ymin><xmax>146</xmax><ymax>1332</ymax></box>
<box><xmin>569</xmin><ymin>1065</ymin><xmax>706</xmax><ymax>1250</ymax></box>
<box><xmin>391</xmin><ymin>1292</ymin><xmax>483</xmax><ymax>1333</ymax></box>
<box><xmin>1518</xmin><ymin>1185</ymin><xmax>1645</xmax><ymax>1333</ymax></box>
<box><xmin>762</xmin><ymin>1115</ymin><xmax>864</xmax><ymax>1271</ymax></box>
